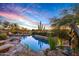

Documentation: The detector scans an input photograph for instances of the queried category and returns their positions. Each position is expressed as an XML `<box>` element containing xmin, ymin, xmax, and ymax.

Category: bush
<box><xmin>32</xmin><ymin>32</ymin><xmax>48</xmax><ymax>36</ymax></box>
<box><xmin>57</xmin><ymin>37</ymin><xmax>63</xmax><ymax>49</ymax></box>
<box><xmin>48</xmin><ymin>34</ymin><xmax>56</xmax><ymax>50</ymax></box>
<box><xmin>0</xmin><ymin>33</ymin><xmax>7</xmax><ymax>40</ymax></box>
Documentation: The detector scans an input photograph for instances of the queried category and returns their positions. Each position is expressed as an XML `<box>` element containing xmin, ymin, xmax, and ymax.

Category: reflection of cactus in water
<box><xmin>38</xmin><ymin>40</ymin><xmax>43</xmax><ymax>48</ymax></box>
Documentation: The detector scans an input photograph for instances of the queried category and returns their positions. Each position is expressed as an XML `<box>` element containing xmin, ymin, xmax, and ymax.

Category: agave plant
<box><xmin>48</xmin><ymin>33</ymin><xmax>56</xmax><ymax>50</ymax></box>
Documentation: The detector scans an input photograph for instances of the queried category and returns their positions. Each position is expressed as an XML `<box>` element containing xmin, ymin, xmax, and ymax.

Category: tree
<box><xmin>50</xmin><ymin>4</ymin><xmax>79</xmax><ymax>49</ymax></box>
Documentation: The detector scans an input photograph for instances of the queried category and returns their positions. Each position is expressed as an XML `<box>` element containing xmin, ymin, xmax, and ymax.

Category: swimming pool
<box><xmin>20</xmin><ymin>36</ymin><xmax>49</xmax><ymax>52</ymax></box>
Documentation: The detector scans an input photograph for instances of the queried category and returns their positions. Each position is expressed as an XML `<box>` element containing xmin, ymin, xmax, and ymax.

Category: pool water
<box><xmin>20</xmin><ymin>36</ymin><xmax>49</xmax><ymax>52</ymax></box>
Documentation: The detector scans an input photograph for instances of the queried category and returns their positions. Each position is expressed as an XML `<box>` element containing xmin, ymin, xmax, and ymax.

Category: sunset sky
<box><xmin>0</xmin><ymin>3</ymin><xmax>74</xmax><ymax>29</ymax></box>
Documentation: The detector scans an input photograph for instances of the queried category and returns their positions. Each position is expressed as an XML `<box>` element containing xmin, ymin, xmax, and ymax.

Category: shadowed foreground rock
<box><xmin>43</xmin><ymin>47</ymin><xmax>74</xmax><ymax>56</ymax></box>
<box><xmin>0</xmin><ymin>43</ymin><xmax>44</xmax><ymax>56</ymax></box>
<box><xmin>43</xmin><ymin>49</ymin><xmax>65</xmax><ymax>56</ymax></box>
<box><xmin>10</xmin><ymin>44</ymin><xmax>44</xmax><ymax>56</ymax></box>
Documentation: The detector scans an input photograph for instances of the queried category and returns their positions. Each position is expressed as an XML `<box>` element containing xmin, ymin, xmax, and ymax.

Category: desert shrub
<box><xmin>57</xmin><ymin>37</ymin><xmax>64</xmax><ymax>49</ymax></box>
<box><xmin>0</xmin><ymin>33</ymin><xmax>7</xmax><ymax>40</ymax></box>
<box><xmin>32</xmin><ymin>32</ymin><xmax>48</xmax><ymax>36</ymax></box>
<box><xmin>51</xmin><ymin>29</ymin><xmax>70</xmax><ymax>40</ymax></box>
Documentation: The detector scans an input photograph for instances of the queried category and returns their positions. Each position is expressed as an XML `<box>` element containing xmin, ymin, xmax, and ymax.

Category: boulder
<box><xmin>0</xmin><ymin>44</ymin><xmax>14</xmax><ymax>53</ymax></box>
